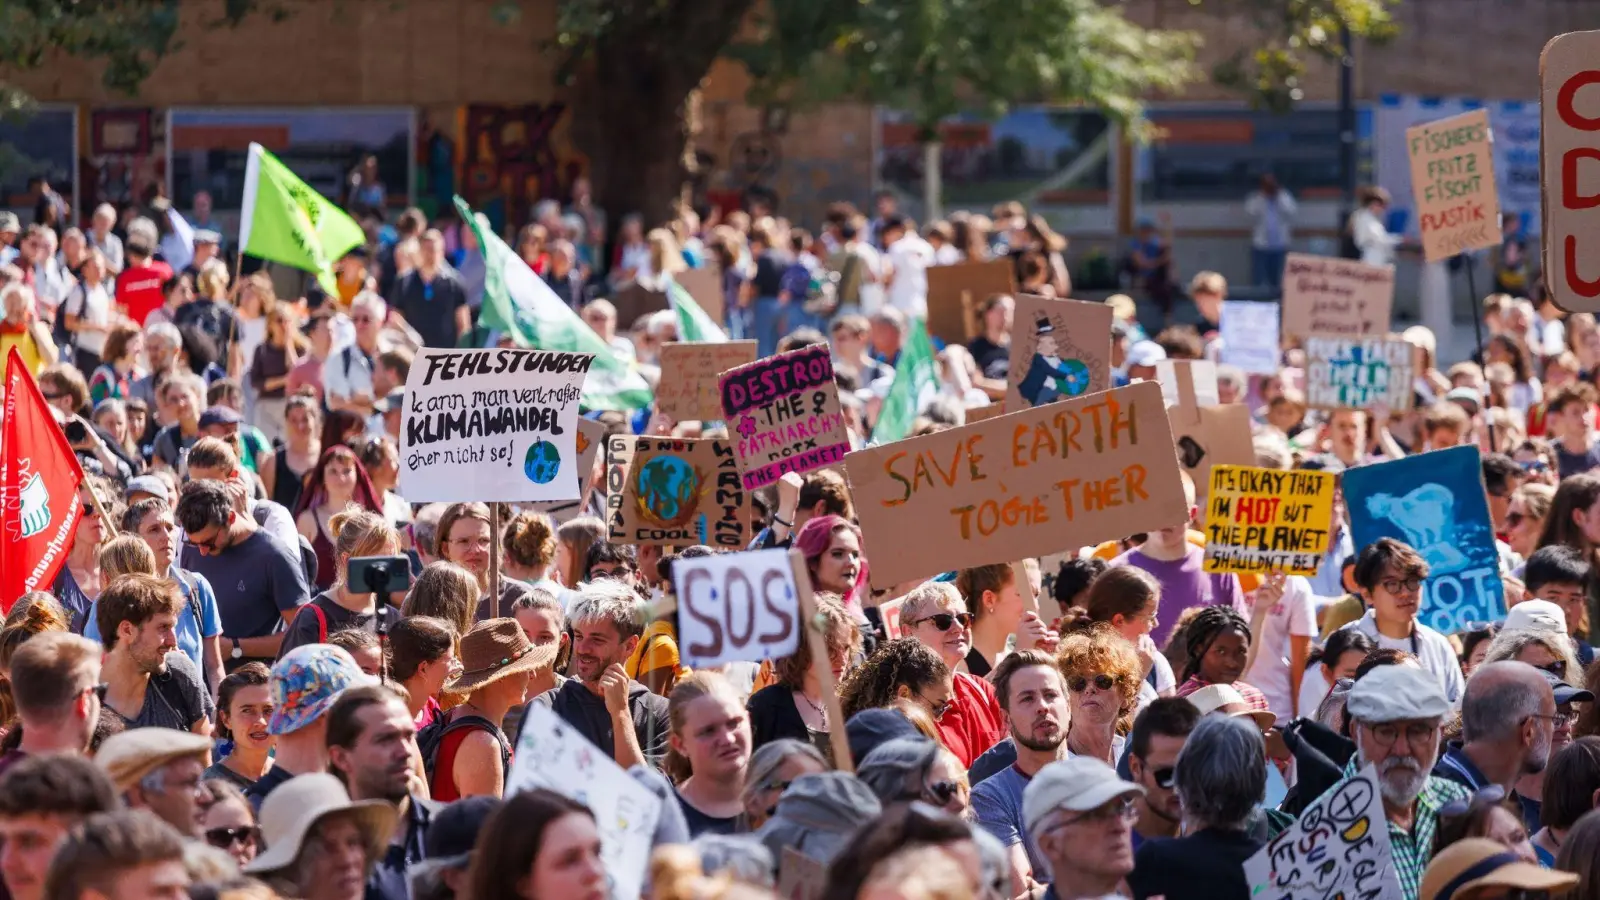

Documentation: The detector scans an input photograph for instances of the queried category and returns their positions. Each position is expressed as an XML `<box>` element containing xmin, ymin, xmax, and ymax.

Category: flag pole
<box><xmin>82</xmin><ymin>477</ymin><xmax>118</xmax><ymax>538</ymax></box>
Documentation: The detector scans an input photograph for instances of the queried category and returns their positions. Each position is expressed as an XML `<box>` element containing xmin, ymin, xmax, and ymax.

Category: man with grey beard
<box><xmin>1318</xmin><ymin>663</ymin><xmax>1468</xmax><ymax>900</ymax></box>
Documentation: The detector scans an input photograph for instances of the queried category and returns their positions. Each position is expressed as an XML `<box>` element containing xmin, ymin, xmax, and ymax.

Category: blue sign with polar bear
<box><xmin>1343</xmin><ymin>445</ymin><xmax>1504</xmax><ymax>634</ymax></box>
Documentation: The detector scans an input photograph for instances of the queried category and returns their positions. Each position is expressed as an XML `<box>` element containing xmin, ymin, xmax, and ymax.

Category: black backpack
<box><xmin>416</xmin><ymin>713</ymin><xmax>511</xmax><ymax>783</ymax></box>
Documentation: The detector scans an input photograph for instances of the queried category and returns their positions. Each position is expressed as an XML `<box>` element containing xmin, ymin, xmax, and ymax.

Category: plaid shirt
<box><xmin>1318</xmin><ymin>756</ymin><xmax>1469</xmax><ymax>900</ymax></box>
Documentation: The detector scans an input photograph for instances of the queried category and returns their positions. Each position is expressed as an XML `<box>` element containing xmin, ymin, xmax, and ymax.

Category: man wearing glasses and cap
<box><xmin>1022</xmin><ymin>756</ymin><xmax>1143</xmax><ymax>900</ymax></box>
<box><xmin>1321</xmin><ymin>663</ymin><xmax>1470</xmax><ymax>900</ymax></box>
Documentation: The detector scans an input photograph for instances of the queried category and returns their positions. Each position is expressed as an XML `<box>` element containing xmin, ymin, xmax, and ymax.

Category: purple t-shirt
<box><xmin>1111</xmin><ymin>544</ymin><xmax>1243</xmax><ymax>647</ymax></box>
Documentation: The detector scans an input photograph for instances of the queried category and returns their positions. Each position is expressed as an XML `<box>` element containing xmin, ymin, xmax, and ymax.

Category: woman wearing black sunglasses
<box><xmin>199</xmin><ymin>778</ymin><xmax>260</xmax><ymax>867</ymax></box>
<box><xmin>1057</xmin><ymin>624</ymin><xmax>1142</xmax><ymax>765</ymax></box>
<box><xmin>899</xmin><ymin>582</ymin><xmax>1004</xmax><ymax>769</ymax></box>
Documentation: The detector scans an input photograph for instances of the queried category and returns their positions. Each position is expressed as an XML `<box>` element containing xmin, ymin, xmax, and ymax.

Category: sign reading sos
<box><xmin>671</xmin><ymin>548</ymin><xmax>801</xmax><ymax>667</ymax></box>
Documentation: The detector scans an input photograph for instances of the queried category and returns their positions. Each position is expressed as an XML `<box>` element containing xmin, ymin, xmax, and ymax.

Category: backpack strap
<box><xmin>310</xmin><ymin>601</ymin><xmax>329</xmax><ymax>644</ymax></box>
<box><xmin>172</xmin><ymin>569</ymin><xmax>204</xmax><ymax>636</ymax></box>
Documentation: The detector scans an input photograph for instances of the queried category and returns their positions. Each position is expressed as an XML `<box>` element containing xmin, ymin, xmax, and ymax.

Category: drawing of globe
<box><xmin>523</xmin><ymin>440</ymin><xmax>562</xmax><ymax>485</ymax></box>
<box><xmin>635</xmin><ymin>455</ymin><xmax>702</xmax><ymax>525</ymax></box>
<box><xmin>1059</xmin><ymin>358</ymin><xmax>1092</xmax><ymax>396</ymax></box>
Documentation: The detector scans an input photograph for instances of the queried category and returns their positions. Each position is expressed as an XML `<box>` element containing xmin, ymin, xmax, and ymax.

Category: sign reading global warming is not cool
<box><xmin>399</xmin><ymin>348</ymin><xmax>591</xmax><ymax>502</ymax></box>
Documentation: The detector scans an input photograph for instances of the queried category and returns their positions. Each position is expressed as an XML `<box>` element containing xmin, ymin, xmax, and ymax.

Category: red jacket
<box><xmin>937</xmin><ymin>672</ymin><xmax>1005</xmax><ymax>768</ymax></box>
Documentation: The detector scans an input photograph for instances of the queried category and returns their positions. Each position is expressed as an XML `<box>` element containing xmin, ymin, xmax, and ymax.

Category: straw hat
<box><xmin>444</xmin><ymin>617</ymin><xmax>556</xmax><ymax>694</ymax></box>
<box><xmin>1186</xmin><ymin>683</ymin><xmax>1277</xmax><ymax>731</ymax></box>
<box><xmin>1420</xmin><ymin>838</ymin><xmax>1576</xmax><ymax>900</ymax></box>
<box><xmin>244</xmin><ymin>773</ymin><xmax>398</xmax><ymax>876</ymax></box>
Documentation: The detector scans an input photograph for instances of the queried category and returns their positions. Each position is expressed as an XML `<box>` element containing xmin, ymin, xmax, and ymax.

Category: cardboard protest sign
<box><xmin>1155</xmin><ymin>360</ymin><xmax>1255</xmax><ymax>504</ymax></box>
<box><xmin>719</xmin><ymin>343</ymin><xmax>850</xmax><ymax>490</ymax></box>
<box><xmin>605</xmin><ymin>436</ymin><xmax>751</xmax><ymax>548</ymax></box>
<box><xmin>965</xmin><ymin>403</ymin><xmax>1007</xmax><ymax>424</ymax></box>
<box><xmin>927</xmin><ymin>260</ymin><xmax>1016</xmax><ymax>345</ymax></box>
<box><xmin>779</xmin><ymin>848</ymin><xmax>828</xmax><ymax>900</ymax></box>
<box><xmin>1542</xmin><ymin>31</ymin><xmax>1600</xmax><ymax>314</ymax></box>
<box><xmin>610</xmin><ymin>280</ymin><xmax>670</xmax><ymax>330</ymax></box>
<box><xmin>507</xmin><ymin>704</ymin><xmax>661</xmax><ymax>900</ymax></box>
<box><xmin>525</xmin><ymin>418</ymin><xmax>607</xmax><ymax>524</ymax></box>
<box><xmin>676</xmin><ymin>265</ymin><xmax>726</xmax><ymax>327</ymax></box>
<box><xmin>1304</xmin><ymin>335</ymin><xmax>1417</xmax><ymax>411</ymax></box>
<box><xmin>1219</xmin><ymin>301</ymin><xmax>1281</xmax><ymax>375</ymax></box>
<box><xmin>1005</xmin><ymin>295</ymin><xmax>1112</xmax><ymax>411</ymax></box>
<box><xmin>1344</xmin><ymin>446</ymin><xmax>1505</xmax><ymax>633</ymax></box>
<box><xmin>398</xmin><ymin>348</ymin><xmax>590</xmax><ymax>503</ymax></box>
<box><xmin>843</xmin><ymin>381</ymin><xmax>1188</xmax><ymax>589</ymax></box>
<box><xmin>1281</xmin><ymin>254</ymin><xmax>1395</xmax><ymax>340</ymax></box>
<box><xmin>1407</xmin><ymin>108</ymin><xmax>1499</xmax><ymax>262</ymax></box>
<box><xmin>656</xmin><ymin>341</ymin><xmax>758</xmax><ymax>421</ymax></box>
<box><xmin>1243</xmin><ymin>765</ymin><xmax>1402</xmax><ymax>900</ymax></box>
<box><xmin>1202</xmin><ymin>465</ymin><xmax>1336</xmax><ymax>576</ymax></box>
<box><xmin>672</xmin><ymin>548</ymin><xmax>802</xmax><ymax>667</ymax></box>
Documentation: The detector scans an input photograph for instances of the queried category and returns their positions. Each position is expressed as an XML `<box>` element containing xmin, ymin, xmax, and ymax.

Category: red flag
<box><xmin>0</xmin><ymin>347</ymin><xmax>84</xmax><ymax>610</ymax></box>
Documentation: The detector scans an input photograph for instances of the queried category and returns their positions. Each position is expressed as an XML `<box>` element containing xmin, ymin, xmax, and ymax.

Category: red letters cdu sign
<box><xmin>1542</xmin><ymin>31</ymin><xmax>1600</xmax><ymax>313</ymax></box>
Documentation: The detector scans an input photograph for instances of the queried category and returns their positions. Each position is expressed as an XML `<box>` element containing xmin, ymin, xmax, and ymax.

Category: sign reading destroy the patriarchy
<box><xmin>399</xmin><ymin>348</ymin><xmax>590</xmax><ymax>502</ymax></box>
<box><xmin>843</xmin><ymin>381</ymin><xmax>1188</xmax><ymax>589</ymax></box>
<box><xmin>1281</xmin><ymin>254</ymin><xmax>1395</xmax><ymax>340</ymax></box>
<box><xmin>1243</xmin><ymin>765</ymin><xmax>1401</xmax><ymax>900</ymax></box>
<box><xmin>1203</xmin><ymin>465</ymin><xmax>1336</xmax><ymax>576</ymax></box>
<box><xmin>1304</xmin><ymin>335</ymin><xmax>1416</xmax><ymax>411</ymax></box>
<box><xmin>1343</xmin><ymin>446</ymin><xmax>1505</xmax><ymax>634</ymax></box>
<box><xmin>1407</xmin><ymin>108</ymin><xmax>1499</xmax><ymax>263</ymax></box>
<box><xmin>720</xmin><ymin>344</ymin><xmax>850</xmax><ymax>490</ymax></box>
<box><xmin>605</xmin><ymin>436</ymin><xmax>751</xmax><ymax>548</ymax></box>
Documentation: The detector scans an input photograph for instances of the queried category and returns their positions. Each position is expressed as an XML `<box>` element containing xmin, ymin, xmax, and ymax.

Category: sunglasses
<box><xmin>912</xmin><ymin>612</ymin><xmax>973</xmax><ymax>632</ymax></box>
<box><xmin>1520</xmin><ymin>460</ymin><xmax>1550</xmax><ymax>474</ymax></box>
<box><xmin>1506</xmin><ymin>511</ymin><xmax>1526</xmax><ymax>527</ymax></box>
<box><xmin>924</xmin><ymin>780</ymin><xmax>962</xmax><ymax>806</ymax></box>
<box><xmin>1439</xmin><ymin>784</ymin><xmax>1507</xmax><ymax>818</ymax></box>
<box><xmin>1068</xmin><ymin>673</ymin><xmax>1119</xmax><ymax>693</ymax></box>
<box><xmin>1150</xmin><ymin>766</ymin><xmax>1176</xmax><ymax>790</ymax></box>
<box><xmin>205</xmin><ymin>826</ymin><xmax>260</xmax><ymax>849</ymax></box>
<box><xmin>916</xmin><ymin>692</ymin><xmax>952</xmax><ymax>720</ymax></box>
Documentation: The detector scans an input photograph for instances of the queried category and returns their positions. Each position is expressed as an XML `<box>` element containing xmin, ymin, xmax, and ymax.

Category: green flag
<box><xmin>666</xmin><ymin>279</ymin><xmax>727</xmax><ymax>342</ymax></box>
<box><xmin>237</xmin><ymin>143</ymin><xmax>365</xmax><ymax>295</ymax></box>
<box><xmin>873</xmin><ymin>318</ymin><xmax>939</xmax><ymax>443</ymax></box>
<box><xmin>455</xmin><ymin>196</ymin><xmax>652</xmax><ymax>411</ymax></box>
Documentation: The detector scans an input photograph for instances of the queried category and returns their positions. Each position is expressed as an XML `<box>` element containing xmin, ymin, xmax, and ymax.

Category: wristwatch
<box><xmin>230</xmin><ymin>637</ymin><xmax>243</xmax><ymax>660</ymax></box>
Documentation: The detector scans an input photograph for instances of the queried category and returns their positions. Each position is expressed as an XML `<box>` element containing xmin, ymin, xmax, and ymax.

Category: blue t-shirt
<box><xmin>85</xmin><ymin>566</ymin><xmax>223</xmax><ymax>674</ymax></box>
<box><xmin>179</xmin><ymin>530</ymin><xmax>310</xmax><ymax>641</ymax></box>
<box><xmin>972</xmin><ymin>764</ymin><xmax>1049</xmax><ymax>883</ymax></box>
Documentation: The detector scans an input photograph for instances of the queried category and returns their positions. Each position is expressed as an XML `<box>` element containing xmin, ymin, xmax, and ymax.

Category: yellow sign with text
<box><xmin>1202</xmin><ymin>465</ymin><xmax>1336</xmax><ymax>576</ymax></box>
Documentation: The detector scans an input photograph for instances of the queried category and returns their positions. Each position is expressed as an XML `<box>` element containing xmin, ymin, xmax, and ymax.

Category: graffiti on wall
<box><xmin>461</xmin><ymin>104</ymin><xmax>583</xmax><ymax>232</ymax></box>
<box><xmin>82</xmin><ymin>108</ymin><xmax>165</xmax><ymax>210</ymax></box>
<box><xmin>695</xmin><ymin>104</ymin><xmax>869</xmax><ymax>225</ymax></box>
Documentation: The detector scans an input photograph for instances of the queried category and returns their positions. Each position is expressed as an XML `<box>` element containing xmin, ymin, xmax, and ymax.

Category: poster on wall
<box><xmin>167</xmin><ymin>107</ymin><xmax>414</xmax><ymax>210</ymax></box>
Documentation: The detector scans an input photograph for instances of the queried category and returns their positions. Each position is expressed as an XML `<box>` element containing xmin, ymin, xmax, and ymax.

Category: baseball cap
<box><xmin>846</xmin><ymin>708</ymin><xmax>921</xmax><ymax>765</ymax></box>
<box><xmin>0</xmin><ymin>212</ymin><xmax>18</xmax><ymax>234</ymax></box>
<box><xmin>267</xmin><ymin>644</ymin><xmax>375</xmax><ymax>735</ymax></box>
<box><xmin>1021</xmin><ymin>757</ymin><xmax>1143</xmax><ymax>835</ymax></box>
<box><xmin>1419</xmin><ymin>838</ymin><xmax>1576</xmax><ymax>900</ymax></box>
<box><xmin>1346</xmin><ymin>663</ymin><xmax>1451</xmax><ymax>723</ymax></box>
<box><xmin>1126</xmin><ymin>340</ymin><xmax>1167</xmax><ymax>369</ymax></box>
<box><xmin>423</xmin><ymin>795</ymin><xmax>502</xmax><ymax>867</ymax></box>
<box><xmin>1543</xmin><ymin>669</ymin><xmax>1595</xmax><ymax>706</ymax></box>
<box><xmin>198</xmin><ymin>405</ymin><xmax>242</xmax><ymax>428</ymax></box>
<box><xmin>193</xmin><ymin>229</ymin><xmax>221</xmax><ymax>245</ymax></box>
<box><xmin>1444</xmin><ymin>386</ymin><xmax>1482</xmax><ymax>411</ymax></box>
<box><xmin>1503</xmin><ymin>599</ymin><xmax>1567</xmax><ymax>635</ymax></box>
<box><xmin>125</xmin><ymin>475</ymin><xmax>168</xmax><ymax>501</ymax></box>
<box><xmin>96</xmin><ymin>727</ymin><xmax>213</xmax><ymax>793</ymax></box>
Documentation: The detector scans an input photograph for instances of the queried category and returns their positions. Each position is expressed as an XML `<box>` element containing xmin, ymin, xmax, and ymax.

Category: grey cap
<box><xmin>692</xmin><ymin>834</ymin><xmax>775</xmax><ymax>887</ymax></box>
<box><xmin>757</xmin><ymin>771</ymin><xmax>882</xmax><ymax>866</ymax></box>
<box><xmin>857</xmin><ymin>737</ymin><xmax>940</xmax><ymax>805</ymax></box>
<box><xmin>126</xmin><ymin>475</ymin><xmax>169</xmax><ymax>499</ymax></box>
<box><xmin>1346</xmin><ymin>664</ymin><xmax>1451</xmax><ymax>723</ymax></box>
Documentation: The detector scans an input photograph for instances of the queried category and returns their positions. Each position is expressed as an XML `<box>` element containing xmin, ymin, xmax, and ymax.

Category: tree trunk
<box><xmin>569</xmin><ymin>0</ymin><xmax>759</xmax><ymax>238</ymax></box>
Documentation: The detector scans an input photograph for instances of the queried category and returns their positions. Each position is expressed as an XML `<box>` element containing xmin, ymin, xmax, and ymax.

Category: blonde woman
<box><xmin>62</xmin><ymin>248</ymin><xmax>114</xmax><ymax>372</ymax></box>
<box><xmin>177</xmin><ymin>258</ymin><xmax>243</xmax><ymax>366</ymax></box>
<box><xmin>99</xmin><ymin>534</ymin><xmax>157</xmax><ymax>579</ymax></box>
<box><xmin>280</xmin><ymin>507</ymin><xmax>403</xmax><ymax>655</ymax></box>
<box><xmin>401</xmin><ymin>561</ymin><xmax>479</xmax><ymax>637</ymax></box>
<box><xmin>664</xmin><ymin>672</ymin><xmax>753</xmax><ymax>836</ymax></box>
<box><xmin>250</xmin><ymin>301</ymin><xmax>307</xmax><ymax>444</ymax></box>
<box><xmin>52</xmin><ymin>478</ymin><xmax>119</xmax><ymax>633</ymax></box>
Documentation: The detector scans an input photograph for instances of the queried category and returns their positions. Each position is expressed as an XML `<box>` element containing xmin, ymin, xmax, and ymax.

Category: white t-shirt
<box><xmin>1242</xmin><ymin>575</ymin><xmax>1318</xmax><ymax>723</ymax></box>
<box><xmin>886</xmin><ymin>234</ymin><xmax>934</xmax><ymax>319</ymax></box>
<box><xmin>1298</xmin><ymin>664</ymin><xmax>1336</xmax><ymax>722</ymax></box>
<box><xmin>1340</xmin><ymin>609</ymin><xmax>1465</xmax><ymax>705</ymax></box>
<box><xmin>852</xmin><ymin>243</ymin><xmax>885</xmax><ymax>315</ymax></box>
<box><xmin>65</xmin><ymin>282</ymin><xmax>112</xmax><ymax>355</ymax></box>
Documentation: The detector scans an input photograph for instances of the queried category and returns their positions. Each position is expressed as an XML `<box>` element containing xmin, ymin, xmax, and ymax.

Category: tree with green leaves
<box><xmin>0</xmin><ymin>0</ymin><xmax>1397</xmax><ymax>230</ymax></box>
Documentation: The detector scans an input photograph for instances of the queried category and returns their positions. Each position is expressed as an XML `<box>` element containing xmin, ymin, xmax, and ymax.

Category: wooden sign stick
<box><xmin>1011</xmin><ymin>559</ymin><xmax>1038</xmax><ymax>616</ymax></box>
<box><xmin>83</xmin><ymin>478</ymin><xmax>118</xmax><ymax>538</ymax></box>
<box><xmin>490</xmin><ymin>503</ymin><xmax>504</xmax><ymax>617</ymax></box>
<box><xmin>789</xmin><ymin>548</ymin><xmax>854</xmax><ymax>773</ymax></box>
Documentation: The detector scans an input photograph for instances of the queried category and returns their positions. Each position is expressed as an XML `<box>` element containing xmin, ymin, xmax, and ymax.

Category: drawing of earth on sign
<box><xmin>1366</xmin><ymin>484</ymin><xmax>1467</xmax><ymax>572</ymax></box>
<box><xmin>633</xmin><ymin>455</ymin><xmax>709</xmax><ymax>528</ymax></box>
<box><xmin>524</xmin><ymin>440</ymin><xmax>562</xmax><ymax>485</ymax></box>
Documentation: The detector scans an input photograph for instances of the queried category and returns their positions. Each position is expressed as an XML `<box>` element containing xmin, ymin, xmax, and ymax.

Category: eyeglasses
<box><xmin>1068</xmin><ymin>673</ymin><xmax>1119</xmax><ymax>693</ymax></box>
<box><xmin>916</xmin><ymin>692</ymin><xmax>951</xmax><ymax>720</ymax></box>
<box><xmin>1150</xmin><ymin>766</ymin><xmax>1176</xmax><ymax>790</ymax></box>
<box><xmin>923</xmin><ymin>780</ymin><xmax>962</xmax><ymax>806</ymax></box>
<box><xmin>1506</xmin><ymin>511</ymin><xmax>1526</xmax><ymax>527</ymax></box>
<box><xmin>1520</xmin><ymin>460</ymin><xmax>1550</xmax><ymax>474</ymax></box>
<box><xmin>911</xmin><ymin>612</ymin><xmax>973</xmax><ymax>632</ymax></box>
<box><xmin>1051</xmin><ymin>796</ymin><xmax>1139</xmax><ymax>829</ymax></box>
<box><xmin>449</xmin><ymin>537</ymin><xmax>492</xmax><ymax>551</ymax></box>
<box><xmin>1365</xmin><ymin>721</ymin><xmax>1439</xmax><ymax>746</ymax></box>
<box><xmin>1380</xmin><ymin>577</ymin><xmax>1423</xmax><ymax>595</ymax></box>
<box><xmin>1529</xmin><ymin>708</ymin><xmax>1578</xmax><ymax>726</ymax></box>
<box><xmin>205</xmin><ymin>826</ymin><xmax>260</xmax><ymax>850</ymax></box>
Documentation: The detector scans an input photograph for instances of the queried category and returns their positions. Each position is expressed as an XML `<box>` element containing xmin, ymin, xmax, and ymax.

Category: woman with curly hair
<box><xmin>1055</xmin><ymin>623</ymin><xmax>1143</xmax><ymax>764</ymax></box>
<box><xmin>839</xmin><ymin>638</ymin><xmax>952</xmax><ymax>724</ymax></box>
<box><xmin>746</xmin><ymin>593</ymin><xmax>860</xmax><ymax>754</ymax></box>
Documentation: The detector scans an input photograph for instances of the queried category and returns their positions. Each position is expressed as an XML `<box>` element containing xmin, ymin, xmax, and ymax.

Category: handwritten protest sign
<box><xmin>1281</xmin><ymin>254</ymin><xmax>1395</xmax><ymax>340</ymax></box>
<box><xmin>605</xmin><ymin>436</ymin><xmax>751</xmax><ymax>548</ymax></box>
<box><xmin>844</xmin><ymin>381</ymin><xmax>1187</xmax><ymax>589</ymax></box>
<box><xmin>672</xmin><ymin>548</ymin><xmax>801</xmax><ymax>667</ymax></box>
<box><xmin>927</xmin><ymin>260</ymin><xmax>1016</xmax><ymax>345</ymax></box>
<box><xmin>1304</xmin><ymin>335</ymin><xmax>1417</xmax><ymax>411</ymax></box>
<box><xmin>1407</xmin><ymin>108</ymin><xmax>1499</xmax><ymax>263</ymax></box>
<box><xmin>1005</xmin><ymin>295</ymin><xmax>1111</xmax><ymax>411</ymax></box>
<box><xmin>1219</xmin><ymin>301</ymin><xmax>1281</xmax><ymax>375</ymax></box>
<box><xmin>526</xmin><ymin>418</ymin><xmax>607</xmax><ymax>523</ymax></box>
<box><xmin>1344</xmin><ymin>446</ymin><xmax>1505</xmax><ymax>633</ymax></box>
<box><xmin>656</xmin><ymin>341</ymin><xmax>757</xmax><ymax>420</ymax></box>
<box><xmin>1157</xmin><ymin>361</ymin><xmax>1255</xmax><ymax>504</ymax></box>
<box><xmin>1202</xmin><ymin>465</ymin><xmax>1335</xmax><ymax>576</ymax></box>
<box><xmin>1243</xmin><ymin>765</ymin><xmax>1401</xmax><ymax>900</ymax></box>
<box><xmin>779</xmin><ymin>848</ymin><xmax>828</xmax><ymax>900</ymax></box>
<box><xmin>398</xmin><ymin>348</ymin><xmax>590</xmax><ymax>502</ymax></box>
<box><xmin>720</xmin><ymin>344</ymin><xmax>850</xmax><ymax>490</ymax></box>
<box><xmin>508</xmin><ymin>704</ymin><xmax>661</xmax><ymax>900</ymax></box>
<box><xmin>1542</xmin><ymin>31</ymin><xmax>1600</xmax><ymax>314</ymax></box>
